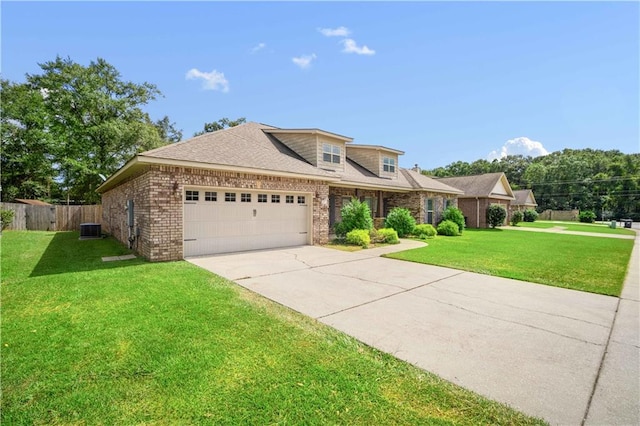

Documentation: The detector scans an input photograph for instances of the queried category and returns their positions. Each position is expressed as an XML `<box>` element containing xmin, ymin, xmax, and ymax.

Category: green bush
<box><xmin>437</xmin><ymin>220</ymin><xmax>460</xmax><ymax>236</ymax></box>
<box><xmin>523</xmin><ymin>209</ymin><xmax>538</xmax><ymax>222</ymax></box>
<box><xmin>384</xmin><ymin>207</ymin><xmax>416</xmax><ymax>237</ymax></box>
<box><xmin>487</xmin><ymin>204</ymin><xmax>507</xmax><ymax>228</ymax></box>
<box><xmin>579</xmin><ymin>210</ymin><xmax>596</xmax><ymax>223</ymax></box>
<box><xmin>376</xmin><ymin>228</ymin><xmax>399</xmax><ymax>244</ymax></box>
<box><xmin>441</xmin><ymin>207</ymin><xmax>465</xmax><ymax>234</ymax></box>
<box><xmin>413</xmin><ymin>224</ymin><xmax>437</xmax><ymax>238</ymax></box>
<box><xmin>346</xmin><ymin>229</ymin><xmax>371</xmax><ymax>248</ymax></box>
<box><xmin>335</xmin><ymin>198</ymin><xmax>373</xmax><ymax>237</ymax></box>
<box><xmin>1</xmin><ymin>209</ymin><xmax>15</xmax><ymax>231</ymax></box>
<box><xmin>511</xmin><ymin>210</ymin><xmax>524</xmax><ymax>226</ymax></box>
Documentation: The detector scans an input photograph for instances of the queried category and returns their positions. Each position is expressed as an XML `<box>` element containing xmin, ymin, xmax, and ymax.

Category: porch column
<box><xmin>377</xmin><ymin>191</ymin><xmax>384</xmax><ymax>217</ymax></box>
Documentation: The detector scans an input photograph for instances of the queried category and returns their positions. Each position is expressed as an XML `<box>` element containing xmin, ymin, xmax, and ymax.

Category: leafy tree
<box><xmin>487</xmin><ymin>204</ymin><xmax>507</xmax><ymax>228</ymax></box>
<box><xmin>154</xmin><ymin>116</ymin><xmax>183</xmax><ymax>143</ymax></box>
<box><xmin>1</xmin><ymin>56</ymin><xmax>172</xmax><ymax>203</ymax></box>
<box><xmin>1</xmin><ymin>79</ymin><xmax>56</xmax><ymax>201</ymax></box>
<box><xmin>194</xmin><ymin>117</ymin><xmax>246</xmax><ymax>136</ymax></box>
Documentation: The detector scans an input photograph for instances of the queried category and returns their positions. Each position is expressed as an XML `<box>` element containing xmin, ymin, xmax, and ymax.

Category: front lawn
<box><xmin>1</xmin><ymin>231</ymin><xmax>544</xmax><ymax>425</ymax></box>
<box><xmin>386</xmin><ymin>229</ymin><xmax>633</xmax><ymax>296</ymax></box>
<box><xmin>515</xmin><ymin>220</ymin><xmax>636</xmax><ymax>235</ymax></box>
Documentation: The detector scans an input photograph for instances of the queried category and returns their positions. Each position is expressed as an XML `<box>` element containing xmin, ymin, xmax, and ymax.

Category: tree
<box><xmin>194</xmin><ymin>117</ymin><xmax>246</xmax><ymax>136</ymax></box>
<box><xmin>1</xmin><ymin>79</ymin><xmax>56</xmax><ymax>201</ymax></box>
<box><xmin>154</xmin><ymin>116</ymin><xmax>183</xmax><ymax>143</ymax></box>
<box><xmin>1</xmin><ymin>56</ymin><xmax>173</xmax><ymax>203</ymax></box>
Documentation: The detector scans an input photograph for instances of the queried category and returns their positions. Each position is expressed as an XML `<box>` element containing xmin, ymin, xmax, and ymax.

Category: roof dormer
<box><xmin>346</xmin><ymin>145</ymin><xmax>404</xmax><ymax>179</ymax></box>
<box><xmin>264</xmin><ymin>128</ymin><xmax>352</xmax><ymax>172</ymax></box>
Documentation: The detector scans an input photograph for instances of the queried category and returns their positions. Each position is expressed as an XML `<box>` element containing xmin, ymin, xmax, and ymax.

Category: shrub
<box><xmin>523</xmin><ymin>209</ymin><xmax>538</xmax><ymax>222</ymax></box>
<box><xmin>346</xmin><ymin>229</ymin><xmax>370</xmax><ymax>248</ymax></box>
<box><xmin>413</xmin><ymin>223</ymin><xmax>437</xmax><ymax>238</ymax></box>
<box><xmin>335</xmin><ymin>198</ymin><xmax>373</xmax><ymax>237</ymax></box>
<box><xmin>441</xmin><ymin>207</ymin><xmax>465</xmax><ymax>234</ymax></box>
<box><xmin>384</xmin><ymin>207</ymin><xmax>416</xmax><ymax>237</ymax></box>
<box><xmin>376</xmin><ymin>228</ymin><xmax>399</xmax><ymax>244</ymax></box>
<box><xmin>437</xmin><ymin>220</ymin><xmax>460</xmax><ymax>236</ymax></box>
<box><xmin>487</xmin><ymin>204</ymin><xmax>507</xmax><ymax>228</ymax></box>
<box><xmin>1</xmin><ymin>209</ymin><xmax>15</xmax><ymax>231</ymax></box>
<box><xmin>579</xmin><ymin>210</ymin><xmax>596</xmax><ymax>223</ymax></box>
<box><xmin>511</xmin><ymin>210</ymin><xmax>524</xmax><ymax>226</ymax></box>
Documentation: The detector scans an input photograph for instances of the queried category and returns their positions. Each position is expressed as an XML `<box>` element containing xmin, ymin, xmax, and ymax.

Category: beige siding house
<box><xmin>98</xmin><ymin>122</ymin><xmax>462</xmax><ymax>261</ymax></box>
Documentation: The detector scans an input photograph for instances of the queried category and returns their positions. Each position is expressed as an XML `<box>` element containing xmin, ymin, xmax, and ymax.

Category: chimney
<box><xmin>412</xmin><ymin>164</ymin><xmax>421</xmax><ymax>174</ymax></box>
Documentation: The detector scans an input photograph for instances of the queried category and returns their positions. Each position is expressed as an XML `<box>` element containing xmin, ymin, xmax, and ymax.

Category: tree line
<box><xmin>1</xmin><ymin>56</ymin><xmax>244</xmax><ymax>205</ymax></box>
<box><xmin>425</xmin><ymin>149</ymin><xmax>640</xmax><ymax>220</ymax></box>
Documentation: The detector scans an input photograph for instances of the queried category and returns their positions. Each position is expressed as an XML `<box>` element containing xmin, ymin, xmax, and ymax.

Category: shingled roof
<box><xmin>436</xmin><ymin>172</ymin><xmax>515</xmax><ymax>200</ymax></box>
<box><xmin>98</xmin><ymin>121</ymin><xmax>464</xmax><ymax>195</ymax></box>
<box><xmin>512</xmin><ymin>189</ymin><xmax>537</xmax><ymax>207</ymax></box>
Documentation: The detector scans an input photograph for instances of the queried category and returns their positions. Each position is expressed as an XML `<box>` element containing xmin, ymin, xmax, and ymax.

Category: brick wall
<box><xmin>102</xmin><ymin>165</ymin><xmax>330</xmax><ymax>261</ymax></box>
<box><xmin>457</xmin><ymin>197</ymin><xmax>510</xmax><ymax>228</ymax></box>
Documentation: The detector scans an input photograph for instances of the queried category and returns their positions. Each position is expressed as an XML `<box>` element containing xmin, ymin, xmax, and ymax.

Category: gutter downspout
<box><xmin>476</xmin><ymin>197</ymin><xmax>480</xmax><ymax>228</ymax></box>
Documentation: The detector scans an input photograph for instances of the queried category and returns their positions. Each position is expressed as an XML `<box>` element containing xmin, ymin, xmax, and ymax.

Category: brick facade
<box><xmin>457</xmin><ymin>197</ymin><xmax>510</xmax><ymax>228</ymax></box>
<box><xmin>102</xmin><ymin>165</ymin><xmax>330</xmax><ymax>261</ymax></box>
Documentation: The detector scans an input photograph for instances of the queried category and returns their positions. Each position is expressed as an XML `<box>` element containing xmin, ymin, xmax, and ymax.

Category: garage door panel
<box><xmin>184</xmin><ymin>189</ymin><xmax>310</xmax><ymax>257</ymax></box>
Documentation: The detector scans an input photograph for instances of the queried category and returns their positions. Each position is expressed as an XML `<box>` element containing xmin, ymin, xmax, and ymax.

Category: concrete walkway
<box><xmin>503</xmin><ymin>225</ymin><xmax>636</xmax><ymax>240</ymax></box>
<box><xmin>187</xmin><ymin>237</ymin><xmax>639</xmax><ymax>425</ymax></box>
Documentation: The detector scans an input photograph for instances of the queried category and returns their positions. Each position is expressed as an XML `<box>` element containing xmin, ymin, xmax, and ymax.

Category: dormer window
<box><xmin>383</xmin><ymin>157</ymin><xmax>396</xmax><ymax>173</ymax></box>
<box><xmin>322</xmin><ymin>143</ymin><xmax>341</xmax><ymax>164</ymax></box>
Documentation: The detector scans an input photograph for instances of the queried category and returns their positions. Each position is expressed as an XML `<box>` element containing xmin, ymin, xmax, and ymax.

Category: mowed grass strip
<box><xmin>386</xmin><ymin>229</ymin><xmax>633</xmax><ymax>296</ymax></box>
<box><xmin>515</xmin><ymin>220</ymin><xmax>636</xmax><ymax>235</ymax></box>
<box><xmin>1</xmin><ymin>231</ymin><xmax>544</xmax><ymax>425</ymax></box>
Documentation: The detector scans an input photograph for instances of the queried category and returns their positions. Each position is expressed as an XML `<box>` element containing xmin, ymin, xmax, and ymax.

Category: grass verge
<box><xmin>386</xmin><ymin>229</ymin><xmax>633</xmax><ymax>296</ymax></box>
<box><xmin>1</xmin><ymin>231</ymin><xmax>544</xmax><ymax>425</ymax></box>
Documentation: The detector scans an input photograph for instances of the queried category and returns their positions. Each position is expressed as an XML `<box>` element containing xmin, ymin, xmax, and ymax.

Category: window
<box><xmin>225</xmin><ymin>192</ymin><xmax>236</xmax><ymax>202</ymax></box>
<box><xmin>205</xmin><ymin>191</ymin><xmax>217</xmax><ymax>202</ymax></box>
<box><xmin>445</xmin><ymin>198</ymin><xmax>454</xmax><ymax>209</ymax></box>
<box><xmin>258</xmin><ymin>194</ymin><xmax>267</xmax><ymax>203</ymax></box>
<box><xmin>241</xmin><ymin>193</ymin><xmax>251</xmax><ymax>202</ymax></box>
<box><xmin>425</xmin><ymin>198</ymin><xmax>434</xmax><ymax>224</ymax></box>
<box><xmin>271</xmin><ymin>194</ymin><xmax>280</xmax><ymax>203</ymax></box>
<box><xmin>322</xmin><ymin>143</ymin><xmax>341</xmax><ymax>164</ymax></box>
<box><xmin>383</xmin><ymin>157</ymin><xmax>396</xmax><ymax>173</ymax></box>
<box><xmin>286</xmin><ymin>195</ymin><xmax>294</xmax><ymax>204</ymax></box>
<box><xmin>185</xmin><ymin>190</ymin><xmax>199</xmax><ymax>201</ymax></box>
<box><xmin>364</xmin><ymin>197</ymin><xmax>378</xmax><ymax>216</ymax></box>
<box><xmin>297</xmin><ymin>196</ymin><xmax>306</xmax><ymax>204</ymax></box>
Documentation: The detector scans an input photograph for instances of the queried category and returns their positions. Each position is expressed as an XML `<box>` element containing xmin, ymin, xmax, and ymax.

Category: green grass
<box><xmin>515</xmin><ymin>220</ymin><xmax>636</xmax><ymax>235</ymax></box>
<box><xmin>386</xmin><ymin>229</ymin><xmax>633</xmax><ymax>296</ymax></box>
<box><xmin>1</xmin><ymin>231</ymin><xmax>544</xmax><ymax>425</ymax></box>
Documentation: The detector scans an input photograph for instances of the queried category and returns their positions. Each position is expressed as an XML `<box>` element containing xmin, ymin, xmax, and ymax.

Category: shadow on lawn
<box><xmin>30</xmin><ymin>231</ymin><xmax>145</xmax><ymax>277</ymax></box>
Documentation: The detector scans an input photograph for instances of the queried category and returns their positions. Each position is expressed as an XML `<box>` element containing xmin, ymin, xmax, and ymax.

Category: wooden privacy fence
<box><xmin>1</xmin><ymin>203</ymin><xmax>102</xmax><ymax>231</ymax></box>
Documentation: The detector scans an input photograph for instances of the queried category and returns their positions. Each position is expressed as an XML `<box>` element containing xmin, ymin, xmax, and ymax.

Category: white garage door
<box><xmin>183</xmin><ymin>188</ymin><xmax>311</xmax><ymax>257</ymax></box>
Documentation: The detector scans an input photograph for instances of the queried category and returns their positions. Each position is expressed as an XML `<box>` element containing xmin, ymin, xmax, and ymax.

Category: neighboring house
<box><xmin>436</xmin><ymin>173</ymin><xmax>515</xmax><ymax>228</ymax></box>
<box><xmin>98</xmin><ymin>122</ymin><xmax>462</xmax><ymax>261</ymax></box>
<box><xmin>511</xmin><ymin>189</ymin><xmax>538</xmax><ymax>211</ymax></box>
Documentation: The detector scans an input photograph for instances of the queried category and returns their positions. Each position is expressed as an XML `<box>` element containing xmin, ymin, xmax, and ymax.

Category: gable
<box><xmin>491</xmin><ymin>180</ymin><xmax>510</xmax><ymax>196</ymax></box>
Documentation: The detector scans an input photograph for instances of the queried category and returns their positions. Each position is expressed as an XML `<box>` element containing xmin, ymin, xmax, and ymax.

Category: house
<box><xmin>511</xmin><ymin>189</ymin><xmax>538</xmax><ymax>211</ymax></box>
<box><xmin>436</xmin><ymin>173</ymin><xmax>515</xmax><ymax>228</ymax></box>
<box><xmin>97</xmin><ymin>122</ymin><xmax>462</xmax><ymax>261</ymax></box>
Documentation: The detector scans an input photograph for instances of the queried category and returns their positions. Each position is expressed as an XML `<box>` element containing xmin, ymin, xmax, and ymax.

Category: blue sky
<box><xmin>2</xmin><ymin>1</ymin><xmax>638</xmax><ymax>169</ymax></box>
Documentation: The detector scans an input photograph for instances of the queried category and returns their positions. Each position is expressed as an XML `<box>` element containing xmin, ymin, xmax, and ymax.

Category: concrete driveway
<box><xmin>187</xmin><ymin>239</ymin><xmax>639</xmax><ymax>425</ymax></box>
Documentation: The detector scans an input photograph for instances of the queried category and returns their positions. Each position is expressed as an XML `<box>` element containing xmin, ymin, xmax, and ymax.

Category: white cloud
<box><xmin>250</xmin><ymin>42</ymin><xmax>266</xmax><ymax>53</ymax></box>
<box><xmin>292</xmin><ymin>53</ymin><xmax>317</xmax><ymax>69</ymax></box>
<box><xmin>487</xmin><ymin>137</ymin><xmax>549</xmax><ymax>160</ymax></box>
<box><xmin>318</xmin><ymin>26</ymin><xmax>351</xmax><ymax>37</ymax></box>
<box><xmin>185</xmin><ymin>68</ymin><xmax>229</xmax><ymax>92</ymax></box>
<box><xmin>341</xmin><ymin>38</ymin><xmax>375</xmax><ymax>55</ymax></box>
